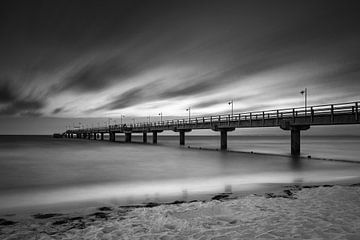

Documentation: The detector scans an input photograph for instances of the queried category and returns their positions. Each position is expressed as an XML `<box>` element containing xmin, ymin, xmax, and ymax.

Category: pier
<box><xmin>64</xmin><ymin>101</ymin><xmax>359</xmax><ymax>156</ymax></box>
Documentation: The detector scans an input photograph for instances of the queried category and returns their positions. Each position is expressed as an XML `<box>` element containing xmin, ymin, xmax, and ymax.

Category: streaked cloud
<box><xmin>0</xmin><ymin>0</ymin><xmax>359</xmax><ymax>130</ymax></box>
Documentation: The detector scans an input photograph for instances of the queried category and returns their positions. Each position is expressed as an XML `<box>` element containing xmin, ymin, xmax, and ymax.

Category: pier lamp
<box><xmin>147</xmin><ymin>115</ymin><xmax>151</xmax><ymax>123</ymax></box>
<box><xmin>300</xmin><ymin>88</ymin><xmax>308</xmax><ymax>115</ymax></box>
<box><xmin>132</xmin><ymin>118</ymin><xmax>136</xmax><ymax>126</ymax></box>
<box><xmin>228</xmin><ymin>100</ymin><xmax>234</xmax><ymax>119</ymax></box>
<box><xmin>186</xmin><ymin>107</ymin><xmax>191</xmax><ymax>123</ymax></box>
<box><xmin>120</xmin><ymin>115</ymin><xmax>125</xmax><ymax>125</ymax></box>
<box><xmin>158</xmin><ymin>112</ymin><xmax>163</xmax><ymax>124</ymax></box>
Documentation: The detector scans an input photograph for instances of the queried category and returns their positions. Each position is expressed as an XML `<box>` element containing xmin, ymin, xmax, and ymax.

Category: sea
<box><xmin>1</xmin><ymin>134</ymin><xmax>360</xmax><ymax>213</ymax></box>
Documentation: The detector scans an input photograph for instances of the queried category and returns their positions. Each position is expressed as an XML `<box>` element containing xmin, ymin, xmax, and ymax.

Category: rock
<box><xmin>144</xmin><ymin>202</ymin><xmax>160</xmax><ymax>208</ymax></box>
<box><xmin>212</xmin><ymin>193</ymin><xmax>230</xmax><ymax>201</ymax></box>
<box><xmin>0</xmin><ymin>218</ymin><xmax>17</xmax><ymax>225</ymax></box>
<box><xmin>33</xmin><ymin>213</ymin><xmax>63</xmax><ymax>219</ymax></box>
<box><xmin>88</xmin><ymin>212</ymin><xmax>108</xmax><ymax>219</ymax></box>
<box><xmin>98</xmin><ymin>206</ymin><xmax>112</xmax><ymax>211</ymax></box>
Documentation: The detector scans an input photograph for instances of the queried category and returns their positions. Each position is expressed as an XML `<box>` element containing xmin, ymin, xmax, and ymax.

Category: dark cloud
<box><xmin>0</xmin><ymin>80</ymin><xmax>17</xmax><ymax>103</ymax></box>
<box><xmin>0</xmin><ymin>99</ymin><xmax>45</xmax><ymax>116</ymax></box>
<box><xmin>52</xmin><ymin>107</ymin><xmax>63</xmax><ymax>114</ymax></box>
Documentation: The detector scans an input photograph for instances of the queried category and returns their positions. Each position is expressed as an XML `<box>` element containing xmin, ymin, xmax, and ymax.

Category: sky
<box><xmin>0</xmin><ymin>0</ymin><xmax>360</xmax><ymax>134</ymax></box>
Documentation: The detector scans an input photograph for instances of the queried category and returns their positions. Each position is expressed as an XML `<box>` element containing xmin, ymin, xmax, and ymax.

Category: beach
<box><xmin>1</xmin><ymin>183</ymin><xmax>360</xmax><ymax>240</ymax></box>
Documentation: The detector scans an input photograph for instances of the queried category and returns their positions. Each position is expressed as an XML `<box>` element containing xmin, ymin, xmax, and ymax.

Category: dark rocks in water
<box><xmin>0</xmin><ymin>218</ymin><xmax>17</xmax><ymax>226</ymax></box>
<box><xmin>168</xmin><ymin>200</ymin><xmax>185</xmax><ymax>205</ymax></box>
<box><xmin>212</xmin><ymin>193</ymin><xmax>230</xmax><ymax>201</ymax></box>
<box><xmin>144</xmin><ymin>202</ymin><xmax>160</xmax><ymax>208</ymax></box>
<box><xmin>350</xmin><ymin>183</ymin><xmax>360</xmax><ymax>187</ymax></box>
<box><xmin>303</xmin><ymin>185</ymin><xmax>320</xmax><ymax>189</ymax></box>
<box><xmin>265</xmin><ymin>190</ymin><xmax>296</xmax><ymax>199</ymax></box>
<box><xmin>88</xmin><ymin>212</ymin><xmax>108</xmax><ymax>219</ymax></box>
<box><xmin>52</xmin><ymin>219</ymin><xmax>69</xmax><ymax>225</ymax></box>
<box><xmin>69</xmin><ymin>216</ymin><xmax>83</xmax><ymax>221</ymax></box>
<box><xmin>33</xmin><ymin>213</ymin><xmax>63</xmax><ymax>219</ymax></box>
<box><xmin>98</xmin><ymin>206</ymin><xmax>112</xmax><ymax>211</ymax></box>
<box><xmin>283</xmin><ymin>189</ymin><xmax>293</xmax><ymax>196</ymax></box>
<box><xmin>303</xmin><ymin>184</ymin><xmax>334</xmax><ymax>189</ymax></box>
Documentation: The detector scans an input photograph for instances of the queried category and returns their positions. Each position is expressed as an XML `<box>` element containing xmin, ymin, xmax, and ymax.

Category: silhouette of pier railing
<box><xmin>64</xmin><ymin>101</ymin><xmax>359</xmax><ymax>155</ymax></box>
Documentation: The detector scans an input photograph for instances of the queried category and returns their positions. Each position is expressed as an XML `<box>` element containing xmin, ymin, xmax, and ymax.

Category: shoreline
<box><xmin>1</xmin><ymin>182</ymin><xmax>360</xmax><ymax>239</ymax></box>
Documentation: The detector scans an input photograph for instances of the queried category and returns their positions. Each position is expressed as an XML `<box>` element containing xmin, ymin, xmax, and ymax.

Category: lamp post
<box><xmin>228</xmin><ymin>100</ymin><xmax>234</xmax><ymax>119</ymax></box>
<box><xmin>108</xmin><ymin>118</ymin><xmax>112</xmax><ymax>127</ymax></box>
<box><xmin>186</xmin><ymin>107</ymin><xmax>191</xmax><ymax>123</ymax></box>
<box><xmin>300</xmin><ymin>88</ymin><xmax>308</xmax><ymax>115</ymax></box>
<box><xmin>132</xmin><ymin>118</ymin><xmax>136</xmax><ymax>126</ymax></box>
<box><xmin>120</xmin><ymin>115</ymin><xmax>125</xmax><ymax>125</ymax></box>
<box><xmin>147</xmin><ymin>115</ymin><xmax>151</xmax><ymax>123</ymax></box>
<box><xmin>158</xmin><ymin>112</ymin><xmax>163</xmax><ymax>124</ymax></box>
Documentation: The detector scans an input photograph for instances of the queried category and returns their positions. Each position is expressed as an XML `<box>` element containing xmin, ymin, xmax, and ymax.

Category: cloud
<box><xmin>52</xmin><ymin>107</ymin><xmax>63</xmax><ymax>114</ymax></box>
<box><xmin>0</xmin><ymin>79</ymin><xmax>18</xmax><ymax>103</ymax></box>
<box><xmin>53</xmin><ymin>56</ymin><xmax>136</xmax><ymax>93</ymax></box>
<box><xmin>0</xmin><ymin>99</ymin><xmax>45</xmax><ymax>116</ymax></box>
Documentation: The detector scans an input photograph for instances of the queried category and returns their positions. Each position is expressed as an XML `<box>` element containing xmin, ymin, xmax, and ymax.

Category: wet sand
<box><xmin>1</xmin><ymin>183</ymin><xmax>360</xmax><ymax>240</ymax></box>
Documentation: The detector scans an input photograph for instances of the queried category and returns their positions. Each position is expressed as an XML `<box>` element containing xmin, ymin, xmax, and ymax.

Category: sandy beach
<box><xmin>1</xmin><ymin>183</ymin><xmax>360</xmax><ymax>240</ymax></box>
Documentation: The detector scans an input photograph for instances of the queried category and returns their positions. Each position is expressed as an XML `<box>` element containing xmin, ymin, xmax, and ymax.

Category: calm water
<box><xmin>1</xmin><ymin>135</ymin><xmax>360</xmax><ymax>212</ymax></box>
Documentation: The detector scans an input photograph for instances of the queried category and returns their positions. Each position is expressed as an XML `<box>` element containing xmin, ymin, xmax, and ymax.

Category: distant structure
<box><xmin>63</xmin><ymin>101</ymin><xmax>359</xmax><ymax>156</ymax></box>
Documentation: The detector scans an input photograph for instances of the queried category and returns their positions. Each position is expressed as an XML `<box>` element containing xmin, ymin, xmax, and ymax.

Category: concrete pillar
<box><xmin>88</xmin><ymin>133</ymin><xmax>91</xmax><ymax>140</ymax></box>
<box><xmin>291</xmin><ymin>129</ymin><xmax>301</xmax><ymax>156</ymax></box>
<box><xmin>280</xmin><ymin>121</ymin><xmax>310</xmax><ymax>156</ymax></box>
<box><xmin>125</xmin><ymin>132</ymin><xmax>132</xmax><ymax>143</ymax></box>
<box><xmin>180</xmin><ymin>131</ymin><xmax>185</xmax><ymax>145</ymax></box>
<box><xmin>101</xmin><ymin>133</ymin><xmax>104</xmax><ymax>140</ymax></box>
<box><xmin>152</xmin><ymin>131</ymin><xmax>158</xmax><ymax>144</ymax></box>
<box><xmin>211</xmin><ymin>127</ymin><xmax>234</xmax><ymax>151</ymax></box>
<box><xmin>143</xmin><ymin>132</ymin><xmax>147</xmax><ymax>143</ymax></box>
<box><xmin>109</xmin><ymin>132</ymin><xmax>115</xmax><ymax>142</ymax></box>
<box><xmin>94</xmin><ymin>133</ymin><xmax>97</xmax><ymax>140</ymax></box>
<box><xmin>220</xmin><ymin>130</ymin><xmax>227</xmax><ymax>150</ymax></box>
<box><xmin>83</xmin><ymin>133</ymin><xmax>87</xmax><ymax>139</ymax></box>
<box><xmin>71</xmin><ymin>134</ymin><xmax>73</xmax><ymax>138</ymax></box>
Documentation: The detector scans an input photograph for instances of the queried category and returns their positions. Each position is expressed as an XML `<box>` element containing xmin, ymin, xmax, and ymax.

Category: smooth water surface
<box><xmin>1</xmin><ymin>135</ymin><xmax>360</xmax><ymax>212</ymax></box>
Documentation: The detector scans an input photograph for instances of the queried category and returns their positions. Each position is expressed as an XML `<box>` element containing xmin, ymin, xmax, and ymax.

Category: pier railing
<box><xmin>73</xmin><ymin>101</ymin><xmax>359</xmax><ymax>132</ymax></box>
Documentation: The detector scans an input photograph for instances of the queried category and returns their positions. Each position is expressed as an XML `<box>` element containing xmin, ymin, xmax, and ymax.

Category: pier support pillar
<box><xmin>71</xmin><ymin>134</ymin><xmax>73</xmax><ymax>138</ymax></box>
<box><xmin>83</xmin><ymin>133</ymin><xmax>87</xmax><ymax>139</ymax></box>
<box><xmin>280</xmin><ymin>121</ymin><xmax>310</xmax><ymax>156</ymax></box>
<box><xmin>88</xmin><ymin>133</ymin><xmax>91</xmax><ymax>140</ymax></box>
<box><xmin>152</xmin><ymin>131</ymin><xmax>158</xmax><ymax>144</ymax></box>
<box><xmin>109</xmin><ymin>132</ymin><xmax>115</xmax><ymax>142</ymax></box>
<box><xmin>211</xmin><ymin>127</ymin><xmax>235</xmax><ymax>150</ymax></box>
<box><xmin>220</xmin><ymin>130</ymin><xmax>227</xmax><ymax>150</ymax></box>
<box><xmin>94</xmin><ymin>133</ymin><xmax>97</xmax><ymax>140</ymax></box>
<box><xmin>101</xmin><ymin>133</ymin><xmax>104</xmax><ymax>140</ymax></box>
<box><xmin>143</xmin><ymin>132</ymin><xmax>147</xmax><ymax>143</ymax></box>
<box><xmin>175</xmin><ymin>129</ymin><xmax>191</xmax><ymax>146</ymax></box>
<box><xmin>291</xmin><ymin>129</ymin><xmax>301</xmax><ymax>156</ymax></box>
<box><xmin>180</xmin><ymin>131</ymin><xmax>185</xmax><ymax>145</ymax></box>
<box><xmin>125</xmin><ymin>132</ymin><xmax>132</xmax><ymax>143</ymax></box>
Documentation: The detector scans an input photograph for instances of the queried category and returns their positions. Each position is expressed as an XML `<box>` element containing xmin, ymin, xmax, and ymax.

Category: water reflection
<box><xmin>289</xmin><ymin>155</ymin><xmax>302</xmax><ymax>170</ymax></box>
